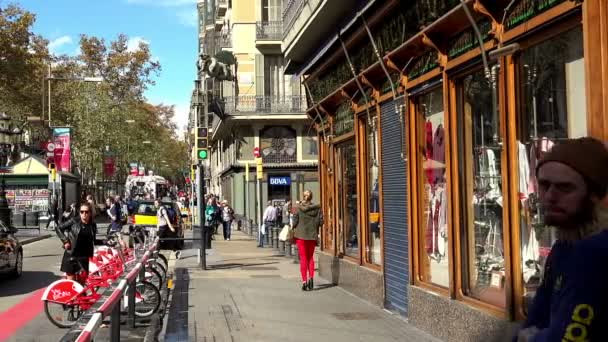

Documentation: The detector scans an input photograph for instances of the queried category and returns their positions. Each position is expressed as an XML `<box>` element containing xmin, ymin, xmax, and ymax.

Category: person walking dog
<box><xmin>292</xmin><ymin>190</ymin><xmax>321</xmax><ymax>291</ymax></box>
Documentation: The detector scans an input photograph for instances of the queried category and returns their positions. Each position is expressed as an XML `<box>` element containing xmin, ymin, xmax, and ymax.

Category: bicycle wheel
<box><xmin>133</xmin><ymin>280</ymin><xmax>161</xmax><ymax>318</ymax></box>
<box><xmin>156</xmin><ymin>253</ymin><xmax>169</xmax><ymax>270</ymax></box>
<box><xmin>44</xmin><ymin>301</ymin><xmax>82</xmax><ymax>329</ymax></box>
<box><xmin>148</xmin><ymin>260</ymin><xmax>166</xmax><ymax>281</ymax></box>
<box><xmin>145</xmin><ymin>266</ymin><xmax>163</xmax><ymax>291</ymax></box>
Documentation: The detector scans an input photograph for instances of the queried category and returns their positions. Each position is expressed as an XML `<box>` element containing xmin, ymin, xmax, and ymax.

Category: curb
<box><xmin>19</xmin><ymin>234</ymin><xmax>52</xmax><ymax>245</ymax></box>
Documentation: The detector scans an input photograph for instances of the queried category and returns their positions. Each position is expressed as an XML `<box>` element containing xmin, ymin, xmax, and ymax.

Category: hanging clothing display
<box><xmin>528</xmin><ymin>137</ymin><xmax>554</xmax><ymax>194</ymax></box>
<box><xmin>432</xmin><ymin>124</ymin><xmax>446</xmax><ymax>183</ymax></box>
<box><xmin>425</xmin><ymin>121</ymin><xmax>435</xmax><ymax>185</ymax></box>
<box><xmin>518</xmin><ymin>141</ymin><xmax>531</xmax><ymax>201</ymax></box>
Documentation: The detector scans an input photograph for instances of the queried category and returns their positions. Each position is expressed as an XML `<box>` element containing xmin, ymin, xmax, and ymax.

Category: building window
<box><xmin>458</xmin><ymin>65</ymin><xmax>505</xmax><ymax>308</ymax></box>
<box><xmin>260</xmin><ymin>126</ymin><xmax>297</xmax><ymax>163</ymax></box>
<box><xmin>415</xmin><ymin>85</ymin><xmax>449</xmax><ymax>288</ymax></box>
<box><xmin>366</xmin><ymin>115</ymin><xmax>381</xmax><ymax>265</ymax></box>
<box><xmin>517</xmin><ymin>26</ymin><xmax>586</xmax><ymax>309</ymax></box>
<box><xmin>302</xmin><ymin>128</ymin><xmax>319</xmax><ymax>160</ymax></box>
<box><xmin>336</xmin><ymin>140</ymin><xmax>358</xmax><ymax>258</ymax></box>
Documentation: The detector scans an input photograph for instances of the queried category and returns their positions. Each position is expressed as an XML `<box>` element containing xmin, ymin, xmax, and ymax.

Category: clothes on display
<box><xmin>424</xmin><ymin>119</ymin><xmax>447</xmax><ymax>261</ymax></box>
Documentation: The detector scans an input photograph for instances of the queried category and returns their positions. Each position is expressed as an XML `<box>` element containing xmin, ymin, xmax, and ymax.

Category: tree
<box><xmin>0</xmin><ymin>4</ymin><xmax>49</xmax><ymax>119</ymax></box>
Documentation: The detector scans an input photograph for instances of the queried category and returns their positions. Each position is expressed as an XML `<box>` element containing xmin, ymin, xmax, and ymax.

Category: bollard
<box><xmin>293</xmin><ymin>244</ymin><xmax>300</xmax><ymax>264</ymax></box>
<box><xmin>278</xmin><ymin>240</ymin><xmax>285</xmax><ymax>255</ymax></box>
<box><xmin>285</xmin><ymin>240</ymin><xmax>292</xmax><ymax>256</ymax></box>
<box><xmin>111</xmin><ymin>299</ymin><xmax>121</xmax><ymax>341</ymax></box>
<box><xmin>272</xmin><ymin>227</ymin><xmax>279</xmax><ymax>249</ymax></box>
<box><xmin>265</xmin><ymin>226</ymin><xmax>272</xmax><ymax>247</ymax></box>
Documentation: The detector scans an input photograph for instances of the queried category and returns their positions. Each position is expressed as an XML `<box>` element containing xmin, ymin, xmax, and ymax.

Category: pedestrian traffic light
<box><xmin>197</xmin><ymin>127</ymin><xmax>208</xmax><ymax>160</ymax></box>
<box><xmin>48</xmin><ymin>163</ymin><xmax>56</xmax><ymax>181</ymax></box>
<box><xmin>191</xmin><ymin>164</ymin><xmax>197</xmax><ymax>172</ymax></box>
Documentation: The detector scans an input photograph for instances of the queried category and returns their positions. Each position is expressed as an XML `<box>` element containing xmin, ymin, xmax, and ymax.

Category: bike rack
<box><xmin>59</xmin><ymin>238</ymin><xmax>159</xmax><ymax>342</ymax></box>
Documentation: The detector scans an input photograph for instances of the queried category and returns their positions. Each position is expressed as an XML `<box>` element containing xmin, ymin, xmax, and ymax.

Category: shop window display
<box><xmin>459</xmin><ymin>65</ymin><xmax>505</xmax><ymax>308</ymax></box>
<box><xmin>417</xmin><ymin>86</ymin><xmax>449</xmax><ymax>288</ymax></box>
<box><xmin>367</xmin><ymin>116</ymin><xmax>381</xmax><ymax>265</ymax></box>
<box><xmin>517</xmin><ymin>27</ymin><xmax>586</xmax><ymax>308</ymax></box>
<box><xmin>337</xmin><ymin>141</ymin><xmax>358</xmax><ymax>258</ymax></box>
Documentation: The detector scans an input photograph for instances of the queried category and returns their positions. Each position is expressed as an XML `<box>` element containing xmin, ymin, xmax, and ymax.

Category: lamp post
<box><xmin>45</xmin><ymin>65</ymin><xmax>103</xmax><ymax>127</ymax></box>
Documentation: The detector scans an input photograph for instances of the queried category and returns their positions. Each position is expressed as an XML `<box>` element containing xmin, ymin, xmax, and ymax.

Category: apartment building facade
<box><xmin>191</xmin><ymin>0</ymin><xmax>319</xmax><ymax>220</ymax></box>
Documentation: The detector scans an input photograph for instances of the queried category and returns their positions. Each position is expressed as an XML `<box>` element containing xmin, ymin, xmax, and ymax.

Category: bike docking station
<box><xmin>58</xmin><ymin>238</ymin><xmax>160</xmax><ymax>342</ymax></box>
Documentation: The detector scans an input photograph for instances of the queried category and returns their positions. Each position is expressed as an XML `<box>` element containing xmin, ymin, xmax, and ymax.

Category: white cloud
<box><xmin>176</xmin><ymin>10</ymin><xmax>198</xmax><ymax>27</ymax></box>
<box><xmin>173</xmin><ymin>103</ymin><xmax>190</xmax><ymax>137</ymax></box>
<box><xmin>48</xmin><ymin>35</ymin><xmax>73</xmax><ymax>54</ymax></box>
<box><xmin>126</xmin><ymin>0</ymin><xmax>197</xmax><ymax>7</ymax></box>
<box><xmin>127</xmin><ymin>36</ymin><xmax>150</xmax><ymax>52</ymax></box>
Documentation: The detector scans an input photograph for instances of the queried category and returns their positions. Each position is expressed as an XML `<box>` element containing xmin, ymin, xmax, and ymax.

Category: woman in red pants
<box><xmin>292</xmin><ymin>190</ymin><xmax>322</xmax><ymax>291</ymax></box>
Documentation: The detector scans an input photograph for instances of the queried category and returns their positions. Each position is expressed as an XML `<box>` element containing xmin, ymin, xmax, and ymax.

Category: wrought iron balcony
<box><xmin>256</xmin><ymin>21</ymin><xmax>283</xmax><ymax>41</ymax></box>
<box><xmin>282</xmin><ymin>0</ymin><xmax>307</xmax><ymax>38</ymax></box>
<box><xmin>224</xmin><ymin>95</ymin><xmax>307</xmax><ymax>113</ymax></box>
<box><xmin>217</xmin><ymin>32</ymin><xmax>232</xmax><ymax>48</ymax></box>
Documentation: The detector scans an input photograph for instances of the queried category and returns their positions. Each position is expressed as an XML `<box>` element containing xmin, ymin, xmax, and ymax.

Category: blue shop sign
<box><xmin>269</xmin><ymin>176</ymin><xmax>291</xmax><ymax>186</ymax></box>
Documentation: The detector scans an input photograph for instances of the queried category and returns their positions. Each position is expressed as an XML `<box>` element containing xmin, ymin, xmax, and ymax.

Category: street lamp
<box><xmin>45</xmin><ymin>65</ymin><xmax>103</xmax><ymax>127</ymax></box>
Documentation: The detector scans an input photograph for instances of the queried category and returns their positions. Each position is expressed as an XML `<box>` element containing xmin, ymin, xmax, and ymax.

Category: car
<box><xmin>131</xmin><ymin>200</ymin><xmax>187</xmax><ymax>249</ymax></box>
<box><xmin>0</xmin><ymin>221</ymin><xmax>23</xmax><ymax>278</ymax></box>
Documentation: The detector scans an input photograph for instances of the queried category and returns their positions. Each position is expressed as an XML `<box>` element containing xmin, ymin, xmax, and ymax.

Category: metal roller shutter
<box><xmin>381</xmin><ymin>99</ymin><xmax>409</xmax><ymax>316</ymax></box>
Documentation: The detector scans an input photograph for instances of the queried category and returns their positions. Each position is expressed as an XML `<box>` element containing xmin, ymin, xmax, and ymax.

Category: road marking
<box><xmin>0</xmin><ymin>288</ymin><xmax>45</xmax><ymax>341</ymax></box>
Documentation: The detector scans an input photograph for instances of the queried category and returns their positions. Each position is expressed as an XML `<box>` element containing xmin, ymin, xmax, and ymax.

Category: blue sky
<box><xmin>17</xmin><ymin>0</ymin><xmax>199</xmax><ymax>135</ymax></box>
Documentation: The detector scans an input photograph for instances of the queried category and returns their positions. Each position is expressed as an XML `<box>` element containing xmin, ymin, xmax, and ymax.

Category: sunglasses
<box><xmin>80</xmin><ymin>211</ymin><xmax>90</xmax><ymax>214</ymax></box>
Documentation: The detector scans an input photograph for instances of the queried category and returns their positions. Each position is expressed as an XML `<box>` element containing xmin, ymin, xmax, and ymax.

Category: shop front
<box><xmin>299</xmin><ymin>0</ymin><xmax>608</xmax><ymax>341</ymax></box>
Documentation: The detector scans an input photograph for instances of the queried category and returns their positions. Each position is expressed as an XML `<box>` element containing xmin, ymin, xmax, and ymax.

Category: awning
<box><xmin>1</xmin><ymin>175</ymin><xmax>48</xmax><ymax>186</ymax></box>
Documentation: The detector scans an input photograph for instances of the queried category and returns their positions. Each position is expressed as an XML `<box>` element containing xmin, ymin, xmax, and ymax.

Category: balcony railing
<box><xmin>256</xmin><ymin>21</ymin><xmax>283</xmax><ymax>41</ymax></box>
<box><xmin>217</xmin><ymin>32</ymin><xmax>232</xmax><ymax>48</ymax></box>
<box><xmin>282</xmin><ymin>0</ymin><xmax>307</xmax><ymax>38</ymax></box>
<box><xmin>224</xmin><ymin>95</ymin><xmax>307</xmax><ymax>113</ymax></box>
<box><xmin>263</xmin><ymin>152</ymin><xmax>297</xmax><ymax>164</ymax></box>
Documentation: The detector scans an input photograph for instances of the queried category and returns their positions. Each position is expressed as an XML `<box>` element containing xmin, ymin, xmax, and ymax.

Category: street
<box><xmin>0</xmin><ymin>235</ymin><xmax>66</xmax><ymax>342</ymax></box>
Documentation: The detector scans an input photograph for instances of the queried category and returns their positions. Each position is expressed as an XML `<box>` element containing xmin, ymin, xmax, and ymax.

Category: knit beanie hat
<box><xmin>536</xmin><ymin>137</ymin><xmax>608</xmax><ymax>195</ymax></box>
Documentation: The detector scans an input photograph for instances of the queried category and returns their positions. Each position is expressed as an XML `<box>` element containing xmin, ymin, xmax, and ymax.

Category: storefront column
<box><xmin>584</xmin><ymin>0</ymin><xmax>608</xmax><ymax>140</ymax></box>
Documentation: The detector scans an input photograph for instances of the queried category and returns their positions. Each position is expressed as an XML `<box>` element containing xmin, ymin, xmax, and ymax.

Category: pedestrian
<box><xmin>514</xmin><ymin>137</ymin><xmax>608</xmax><ymax>341</ymax></box>
<box><xmin>260</xmin><ymin>201</ymin><xmax>276</xmax><ymax>247</ymax></box>
<box><xmin>61</xmin><ymin>203</ymin><xmax>77</xmax><ymax>224</ymax></box>
<box><xmin>106</xmin><ymin>197</ymin><xmax>122</xmax><ymax>236</ymax></box>
<box><xmin>221</xmin><ymin>200</ymin><xmax>234</xmax><ymax>240</ymax></box>
<box><xmin>155</xmin><ymin>199</ymin><xmax>180</xmax><ymax>259</ymax></box>
<box><xmin>56</xmin><ymin>202</ymin><xmax>97</xmax><ymax>281</ymax></box>
<box><xmin>292</xmin><ymin>190</ymin><xmax>321</xmax><ymax>291</ymax></box>
<box><xmin>86</xmin><ymin>195</ymin><xmax>97</xmax><ymax>222</ymax></box>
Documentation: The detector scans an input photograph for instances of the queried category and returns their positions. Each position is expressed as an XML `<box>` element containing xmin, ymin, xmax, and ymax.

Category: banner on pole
<box><xmin>52</xmin><ymin>127</ymin><xmax>71</xmax><ymax>172</ymax></box>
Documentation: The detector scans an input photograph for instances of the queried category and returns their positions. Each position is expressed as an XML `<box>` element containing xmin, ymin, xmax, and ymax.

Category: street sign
<box><xmin>253</xmin><ymin>147</ymin><xmax>260</xmax><ymax>158</ymax></box>
<box><xmin>256</xmin><ymin>157</ymin><xmax>263</xmax><ymax>180</ymax></box>
<box><xmin>46</xmin><ymin>143</ymin><xmax>55</xmax><ymax>152</ymax></box>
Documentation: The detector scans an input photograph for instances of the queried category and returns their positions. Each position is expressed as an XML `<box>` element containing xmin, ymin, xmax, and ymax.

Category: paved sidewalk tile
<box><xmin>162</xmin><ymin>230</ymin><xmax>442</xmax><ymax>342</ymax></box>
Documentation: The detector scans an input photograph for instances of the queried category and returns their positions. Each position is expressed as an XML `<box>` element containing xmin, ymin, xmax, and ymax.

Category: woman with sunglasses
<box><xmin>56</xmin><ymin>203</ymin><xmax>97</xmax><ymax>281</ymax></box>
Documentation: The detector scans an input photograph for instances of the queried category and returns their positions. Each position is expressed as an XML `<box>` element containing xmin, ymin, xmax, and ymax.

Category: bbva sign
<box><xmin>269</xmin><ymin>176</ymin><xmax>291</xmax><ymax>186</ymax></box>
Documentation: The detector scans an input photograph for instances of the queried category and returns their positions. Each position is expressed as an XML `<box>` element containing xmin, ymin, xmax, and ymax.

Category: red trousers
<box><xmin>295</xmin><ymin>238</ymin><xmax>316</xmax><ymax>282</ymax></box>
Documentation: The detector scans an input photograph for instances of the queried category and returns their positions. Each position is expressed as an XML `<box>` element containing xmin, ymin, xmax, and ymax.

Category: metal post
<box><xmin>272</xmin><ymin>227</ymin><xmax>279</xmax><ymax>249</ymax></box>
<box><xmin>286</xmin><ymin>240</ymin><xmax>292</xmax><ymax>256</ymax></box>
<box><xmin>48</xmin><ymin>65</ymin><xmax>52</xmax><ymax>127</ymax></box>
<box><xmin>198</xmin><ymin>163</ymin><xmax>206</xmax><ymax>270</ymax></box>
<box><xmin>111</xmin><ymin>300</ymin><xmax>121</xmax><ymax>341</ymax></box>
<box><xmin>128</xmin><ymin>279</ymin><xmax>136</xmax><ymax>328</ymax></box>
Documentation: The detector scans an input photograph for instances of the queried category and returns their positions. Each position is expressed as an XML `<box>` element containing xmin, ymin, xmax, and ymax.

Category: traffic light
<box><xmin>197</xmin><ymin>127</ymin><xmax>208</xmax><ymax>160</ymax></box>
<box><xmin>191</xmin><ymin>164</ymin><xmax>198</xmax><ymax>172</ymax></box>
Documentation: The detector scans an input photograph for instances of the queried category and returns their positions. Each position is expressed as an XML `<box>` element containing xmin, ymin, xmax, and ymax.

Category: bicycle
<box><xmin>42</xmin><ymin>240</ymin><xmax>161</xmax><ymax>328</ymax></box>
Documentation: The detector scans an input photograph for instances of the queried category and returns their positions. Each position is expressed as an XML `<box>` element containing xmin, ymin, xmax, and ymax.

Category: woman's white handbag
<box><xmin>278</xmin><ymin>224</ymin><xmax>293</xmax><ymax>242</ymax></box>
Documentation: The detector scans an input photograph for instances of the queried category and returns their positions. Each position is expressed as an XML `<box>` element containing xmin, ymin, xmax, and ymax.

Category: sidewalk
<box><xmin>162</xmin><ymin>229</ymin><xmax>442</xmax><ymax>342</ymax></box>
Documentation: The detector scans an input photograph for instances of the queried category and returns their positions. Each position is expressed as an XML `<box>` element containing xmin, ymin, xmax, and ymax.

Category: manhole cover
<box><xmin>331</xmin><ymin>312</ymin><xmax>381</xmax><ymax>320</ymax></box>
<box><xmin>250</xmin><ymin>275</ymin><xmax>281</xmax><ymax>278</ymax></box>
<box><xmin>242</xmin><ymin>266</ymin><xmax>278</xmax><ymax>271</ymax></box>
